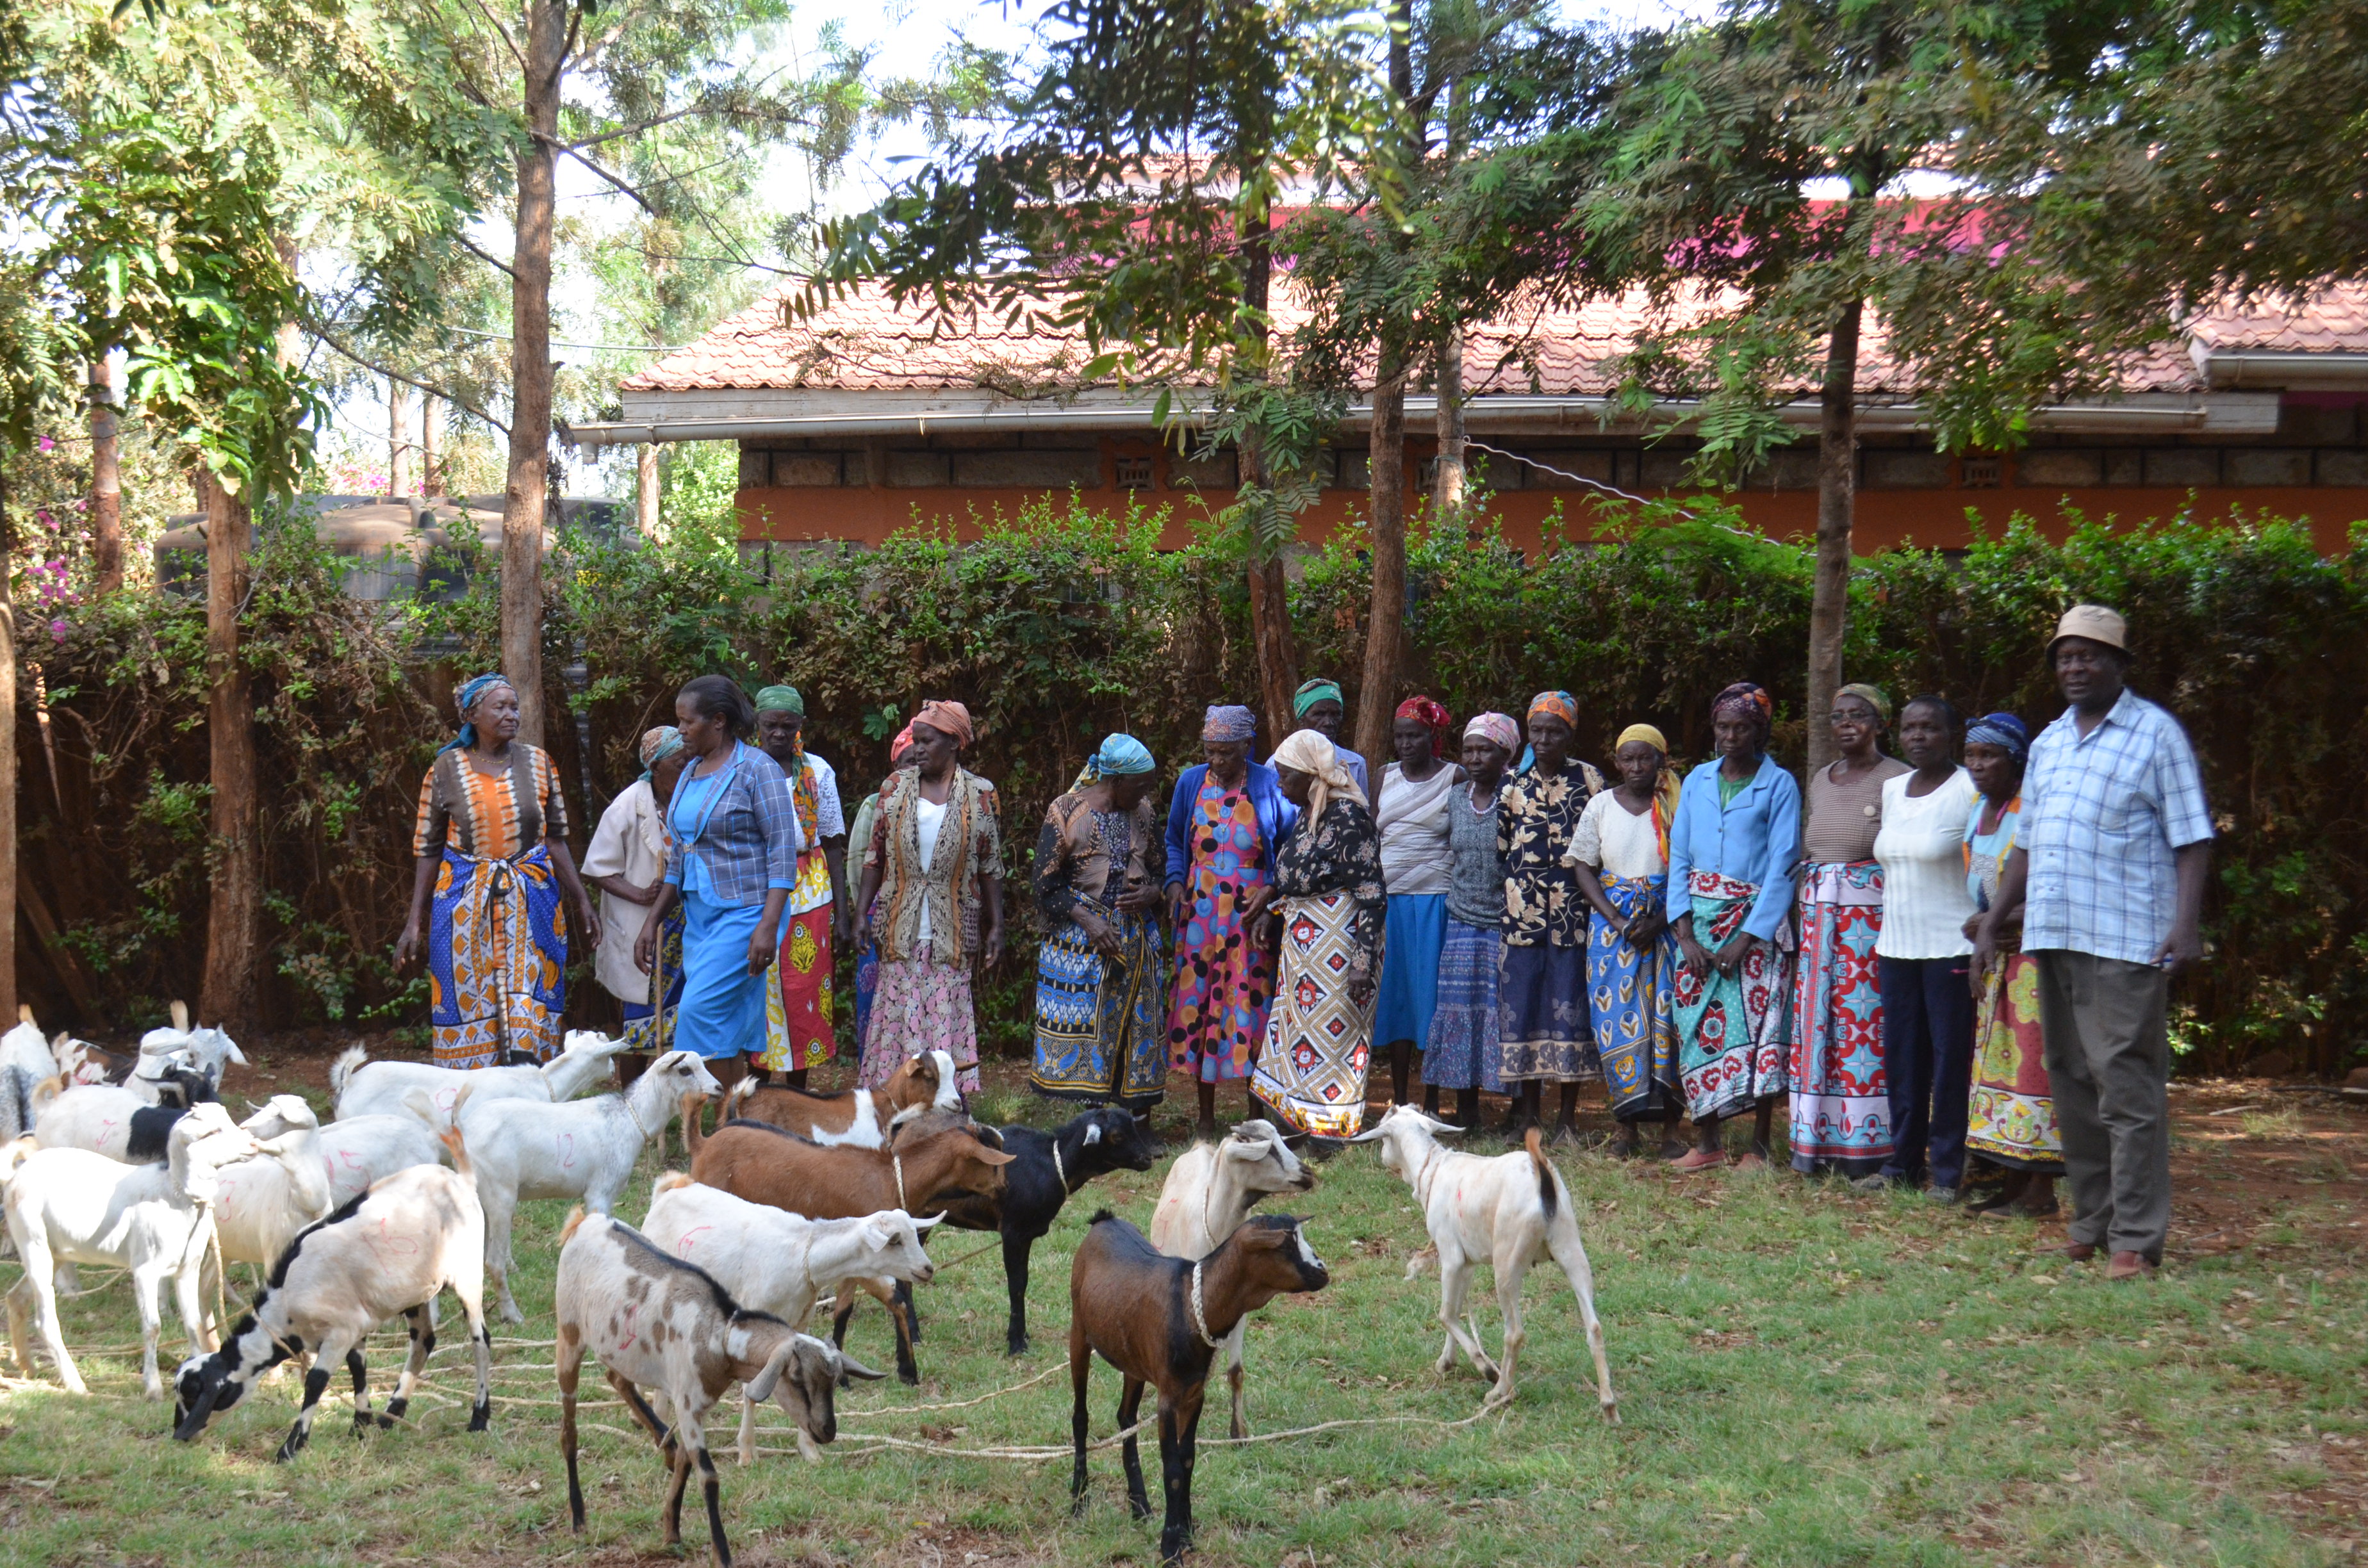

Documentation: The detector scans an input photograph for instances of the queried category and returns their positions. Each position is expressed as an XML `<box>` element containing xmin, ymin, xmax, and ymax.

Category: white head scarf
<box><xmin>1270</xmin><ymin>726</ymin><xmax>1366</xmax><ymax>822</ymax></box>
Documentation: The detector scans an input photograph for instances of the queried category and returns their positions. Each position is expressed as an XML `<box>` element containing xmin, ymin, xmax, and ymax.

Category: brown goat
<box><xmin>686</xmin><ymin>1113</ymin><xmax>1014</xmax><ymax>1383</ymax></box>
<box><xmin>722</xmin><ymin>1048</ymin><xmax>961</xmax><ymax>1148</ymax></box>
<box><xmin>1069</xmin><ymin>1211</ymin><xmax>1329</xmax><ymax>1565</ymax></box>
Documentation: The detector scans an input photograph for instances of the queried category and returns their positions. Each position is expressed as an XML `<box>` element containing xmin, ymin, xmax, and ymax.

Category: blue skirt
<box><xmin>675</xmin><ymin>890</ymin><xmax>767</xmax><ymax>1061</ymax></box>
<box><xmin>1422</xmin><ymin>918</ymin><xmax>1503</xmax><ymax>1091</ymax></box>
<box><xmin>1373</xmin><ymin>893</ymin><xmax>1448</xmax><ymax>1049</ymax></box>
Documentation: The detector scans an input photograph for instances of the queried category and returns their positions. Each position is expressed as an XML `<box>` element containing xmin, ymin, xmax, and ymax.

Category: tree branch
<box><xmin>459</xmin><ymin>0</ymin><xmax>526</xmax><ymax>72</ymax></box>
<box><xmin>454</xmin><ymin>231</ymin><xmax>518</xmax><ymax>280</ymax></box>
<box><xmin>536</xmin><ymin>135</ymin><xmax>659</xmax><ymax>215</ymax></box>
<box><xmin>306</xmin><ymin>323</ymin><xmax>511</xmax><ymax>437</ymax></box>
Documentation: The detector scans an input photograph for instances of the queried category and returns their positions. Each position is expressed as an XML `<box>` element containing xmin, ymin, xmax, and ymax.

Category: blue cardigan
<box><xmin>1164</xmin><ymin>762</ymin><xmax>1298</xmax><ymax>886</ymax></box>
<box><xmin>1663</xmin><ymin>755</ymin><xmax>1802</xmax><ymax>943</ymax></box>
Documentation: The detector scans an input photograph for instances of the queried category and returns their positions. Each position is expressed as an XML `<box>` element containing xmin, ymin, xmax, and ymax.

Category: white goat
<box><xmin>641</xmin><ymin>1173</ymin><xmax>939</xmax><ymax>1463</ymax></box>
<box><xmin>2</xmin><ymin>1103</ymin><xmax>258</xmax><ymax>1397</ymax></box>
<box><xmin>1146</xmin><ymin>1117</ymin><xmax>1316</xmax><ymax>1439</ymax></box>
<box><xmin>1350</xmin><ymin>1105</ymin><xmax>1616</xmax><ymax>1417</ymax></box>
<box><xmin>555</xmin><ymin>1209</ymin><xmax>882</xmax><ymax>1568</ymax></box>
<box><xmin>133</xmin><ymin>1002</ymin><xmax>247</xmax><ymax>1095</ymax></box>
<box><xmin>308</xmin><ymin>1108</ymin><xmax>449</xmax><ymax>1207</ymax></box>
<box><xmin>207</xmin><ymin>1095</ymin><xmax>337</xmax><ymax>1272</ymax></box>
<box><xmin>32</xmin><ymin>1058</ymin><xmax>217</xmax><ymax>1162</ymax></box>
<box><xmin>333</xmin><ymin>1029</ymin><xmax>628</xmax><ymax>1128</ymax></box>
<box><xmin>460</xmin><ymin>1049</ymin><xmax>719</xmax><ymax>1323</ymax></box>
<box><xmin>0</xmin><ymin>1020</ymin><xmax>62</xmax><ymax>1139</ymax></box>
<box><xmin>169</xmin><ymin>1122</ymin><xmax>494</xmax><ymax>1462</ymax></box>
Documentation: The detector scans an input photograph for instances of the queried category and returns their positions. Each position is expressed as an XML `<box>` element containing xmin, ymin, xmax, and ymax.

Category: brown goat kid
<box><xmin>686</xmin><ymin>1111</ymin><xmax>1013</xmax><ymax>1383</ymax></box>
<box><xmin>1069</xmin><ymin>1211</ymin><xmax>1329</xmax><ymax>1565</ymax></box>
<box><xmin>722</xmin><ymin>1048</ymin><xmax>962</xmax><ymax>1149</ymax></box>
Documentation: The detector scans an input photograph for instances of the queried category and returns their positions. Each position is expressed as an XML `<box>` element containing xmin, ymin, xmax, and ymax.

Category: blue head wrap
<box><xmin>1964</xmin><ymin>712</ymin><xmax>2030</xmax><ymax>763</ymax></box>
<box><xmin>442</xmin><ymin>673</ymin><xmax>514</xmax><ymax>753</ymax></box>
<box><xmin>1201</xmin><ymin>705</ymin><xmax>1257</xmax><ymax>742</ymax></box>
<box><xmin>1073</xmin><ymin>733</ymin><xmax>1156</xmax><ymax>790</ymax></box>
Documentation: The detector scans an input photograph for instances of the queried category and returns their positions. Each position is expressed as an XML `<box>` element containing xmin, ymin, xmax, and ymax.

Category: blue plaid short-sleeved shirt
<box><xmin>2021</xmin><ymin>689</ymin><xmax>2213</xmax><ymax>964</ymax></box>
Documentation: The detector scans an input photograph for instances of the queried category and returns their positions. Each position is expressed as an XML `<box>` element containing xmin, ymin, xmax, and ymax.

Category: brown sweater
<box><xmin>1802</xmin><ymin>756</ymin><xmax>1909</xmax><ymax>864</ymax></box>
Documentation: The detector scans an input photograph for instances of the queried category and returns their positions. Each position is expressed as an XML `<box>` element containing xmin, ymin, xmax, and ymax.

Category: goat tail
<box><xmin>0</xmin><ymin>1131</ymin><xmax>37</xmax><ymax>1187</ymax></box>
<box><xmin>559</xmin><ymin>1205</ymin><xmax>589</xmax><ymax>1246</ymax></box>
<box><xmin>328</xmin><ymin>1044</ymin><xmax>368</xmax><ymax>1098</ymax></box>
<box><xmin>438</xmin><ymin>1086</ymin><xmax>477</xmax><ymax>1184</ymax></box>
<box><xmin>682</xmin><ymin>1094</ymin><xmax>709</xmax><ymax>1160</ymax></box>
<box><xmin>723</xmin><ymin>1075</ymin><xmax>757</xmax><ymax>1114</ymax></box>
<box><xmin>652</xmin><ymin>1170</ymin><xmax>692</xmax><ymax>1195</ymax></box>
<box><xmin>27</xmin><ymin>1075</ymin><xmax>61</xmax><ymax>1117</ymax></box>
<box><xmin>1525</xmin><ymin>1127</ymin><xmax>1559</xmax><ymax>1223</ymax></box>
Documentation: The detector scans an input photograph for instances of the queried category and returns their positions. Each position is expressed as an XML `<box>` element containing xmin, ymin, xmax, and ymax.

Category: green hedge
<box><xmin>29</xmin><ymin>492</ymin><xmax>2368</xmax><ymax>1076</ymax></box>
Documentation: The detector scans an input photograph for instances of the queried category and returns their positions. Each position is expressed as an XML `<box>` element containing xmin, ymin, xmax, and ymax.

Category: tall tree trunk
<box><xmin>0</xmin><ymin>464</ymin><xmax>17</xmax><ymax>1024</ymax></box>
<box><xmin>389</xmin><ymin>378</ymin><xmax>414</xmax><ymax>496</ymax></box>
<box><xmin>1237</xmin><ymin>178</ymin><xmax>1300</xmax><ymax>740</ymax></box>
<box><xmin>199</xmin><ymin>473</ymin><xmax>259</xmax><ymax>1027</ymax></box>
<box><xmin>1356</xmin><ymin>362</ymin><xmax>1409</xmax><ymax>771</ymax></box>
<box><xmin>637</xmin><ymin>444</ymin><xmax>660</xmax><ymax>537</ymax></box>
<box><xmin>422</xmin><ymin>394</ymin><xmax>444</xmax><ymax>495</ymax></box>
<box><xmin>504</xmin><ymin>0</ymin><xmax>567</xmax><ymax>747</ymax></box>
<box><xmin>88</xmin><ymin>359</ymin><xmax>124</xmax><ymax>596</ymax></box>
<box><xmin>1434</xmin><ymin>329</ymin><xmax>1467</xmax><ymax>513</ymax></box>
<box><xmin>1807</xmin><ymin>298</ymin><xmax>1862</xmax><ymax>776</ymax></box>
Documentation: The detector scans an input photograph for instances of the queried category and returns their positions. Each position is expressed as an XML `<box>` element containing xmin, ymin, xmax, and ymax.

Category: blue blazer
<box><xmin>1165</xmin><ymin>762</ymin><xmax>1297</xmax><ymax>887</ymax></box>
<box><xmin>1664</xmin><ymin>754</ymin><xmax>1802</xmax><ymax>943</ymax></box>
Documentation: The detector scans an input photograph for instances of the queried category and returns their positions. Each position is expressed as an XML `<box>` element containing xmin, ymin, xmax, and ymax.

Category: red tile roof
<box><xmin>620</xmin><ymin>280</ymin><xmax>2368</xmax><ymax>399</ymax></box>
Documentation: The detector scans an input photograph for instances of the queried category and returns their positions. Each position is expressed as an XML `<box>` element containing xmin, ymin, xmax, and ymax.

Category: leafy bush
<box><xmin>26</xmin><ymin>491</ymin><xmax>2367</xmax><ymax>1075</ymax></box>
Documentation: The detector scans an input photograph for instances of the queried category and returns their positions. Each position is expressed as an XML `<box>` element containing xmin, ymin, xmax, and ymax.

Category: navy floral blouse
<box><xmin>1271</xmin><ymin>796</ymin><xmax>1387</xmax><ymax>978</ymax></box>
<box><xmin>1497</xmin><ymin>757</ymin><xmax>1607</xmax><ymax>947</ymax></box>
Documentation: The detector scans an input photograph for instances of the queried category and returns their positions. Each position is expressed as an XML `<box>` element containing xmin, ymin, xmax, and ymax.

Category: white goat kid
<box><xmin>1146</xmin><ymin>1117</ymin><xmax>1316</xmax><ymax>1439</ymax></box>
<box><xmin>2</xmin><ymin>1103</ymin><xmax>258</xmax><ymax>1397</ymax></box>
<box><xmin>461</xmin><ymin>1049</ymin><xmax>719</xmax><ymax>1322</ymax></box>
<box><xmin>208</xmin><ymin>1095</ymin><xmax>337</xmax><ymax>1271</ymax></box>
<box><xmin>133</xmin><ymin>1004</ymin><xmax>246</xmax><ymax>1096</ymax></box>
<box><xmin>332</xmin><ymin>1029</ymin><xmax>629</xmax><ymax>1129</ymax></box>
<box><xmin>641</xmin><ymin>1173</ymin><xmax>939</xmax><ymax>1463</ymax></box>
<box><xmin>555</xmin><ymin>1209</ymin><xmax>883</xmax><ymax>1568</ymax></box>
<box><xmin>1350</xmin><ymin>1104</ymin><xmax>1616</xmax><ymax>1418</ymax></box>
<box><xmin>170</xmin><ymin>1122</ymin><xmax>495</xmax><ymax>1462</ymax></box>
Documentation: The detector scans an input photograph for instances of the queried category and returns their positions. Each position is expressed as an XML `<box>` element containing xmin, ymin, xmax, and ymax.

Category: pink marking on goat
<box><xmin>557</xmin><ymin>1132</ymin><xmax>577</xmax><ymax>1170</ymax></box>
<box><xmin>673</xmin><ymin>1225</ymin><xmax>713</xmax><ymax>1258</ymax></box>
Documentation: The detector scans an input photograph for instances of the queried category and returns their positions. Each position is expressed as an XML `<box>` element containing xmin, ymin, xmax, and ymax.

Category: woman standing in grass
<box><xmin>1496</xmin><ymin>692</ymin><xmax>1607</xmax><ymax>1145</ymax></box>
<box><xmin>1570</xmin><ymin>724</ymin><xmax>1687</xmax><ymax>1159</ymax></box>
<box><xmin>853</xmin><ymin>699</ymin><xmax>1004</xmax><ymax>1095</ymax></box>
<box><xmin>1031</xmin><ymin>734</ymin><xmax>1167</xmax><ymax>1111</ymax></box>
<box><xmin>1866</xmin><ymin>694</ymin><xmax>1981</xmax><ymax>1198</ymax></box>
<box><xmin>1166</xmin><ymin>705</ymin><xmax>1295</xmax><ymax>1139</ymax></box>
<box><xmin>1791</xmin><ymin>683</ymin><xmax>1907</xmax><ymax>1179</ymax></box>
<box><xmin>1372</xmin><ymin>696</ymin><xmax>1459</xmax><ymax>1109</ymax></box>
<box><xmin>582</xmin><ymin>725</ymin><xmax>689</xmax><ymax>1077</ymax></box>
<box><xmin>1957</xmin><ymin>713</ymin><xmax>2061</xmax><ymax>1217</ymax></box>
<box><xmin>846</xmin><ymin>724</ymin><xmax>915</xmax><ymax>1063</ymax></box>
<box><xmin>1424</xmin><ymin>712</ymin><xmax>1520</xmax><ymax>1127</ymax></box>
<box><xmin>1250</xmin><ymin>728</ymin><xmax>1385</xmax><ymax>1143</ymax></box>
<box><xmin>1668</xmin><ymin>682</ymin><xmax>1800</xmax><ymax>1170</ymax></box>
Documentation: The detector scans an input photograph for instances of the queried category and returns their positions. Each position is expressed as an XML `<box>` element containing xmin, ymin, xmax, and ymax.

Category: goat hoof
<box><xmin>1006</xmin><ymin>1337</ymin><xmax>1030</xmax><ymax>1357</ymax></box>
<box><xmin>1128</xmin><ymin>1495</ymin><xmax>1153</xmax><ymax>1521</ymax></box>
<box><xmin>897</xmin><ymin>1369</ymin><xmax>919</xmax><ymax>1387</ymax></box>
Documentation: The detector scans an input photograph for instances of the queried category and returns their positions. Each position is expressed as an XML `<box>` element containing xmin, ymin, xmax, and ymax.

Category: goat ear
<box><xmin>744</xmin><ymin>1340</ymin><xmax>799</xmax><ymax>1404</ymax></box>
<box><xmin>978</xmin><ymin>1147</ymin><xmax>1017</xmax><ymax>1166</ymax></box>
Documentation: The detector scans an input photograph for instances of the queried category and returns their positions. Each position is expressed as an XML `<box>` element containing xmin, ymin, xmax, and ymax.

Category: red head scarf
<box><xmin>1394</xmin><ymin>695</ymin><xmax>1452</xmax><ymax>756</ymax></box>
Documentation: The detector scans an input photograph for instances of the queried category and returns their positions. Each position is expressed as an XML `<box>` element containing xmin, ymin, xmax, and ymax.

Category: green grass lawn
<box><xmin>1</xmin><ymin>1074</ymin><xmax>2361</xmax><ymax>1567</ymax></box>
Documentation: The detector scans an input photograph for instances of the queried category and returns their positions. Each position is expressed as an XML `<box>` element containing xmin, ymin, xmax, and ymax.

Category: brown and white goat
<box><xmin>1069</xmin><ymin>1210</ymin><xmax>1329</xmax><ymax>1565</ymax></box>
<box><xmin>1350</xmin><ymin>1106</ymin><xmax>1616</xmax><ymax>1417</ymax></box>
<box><xmin>719</xmin><ymin>1048</ymin><xmax>961</xmax><ymax>1148</ymax></box>
<box><xmin>685</xmin><ymin>1110</ymin><xmax>1012</xmax><ymax>1382</ymax></box>
<box><xmin>555</xmin><ymin>1209</ymin><xmax>882</xmax><ymax>1568</ymax></box>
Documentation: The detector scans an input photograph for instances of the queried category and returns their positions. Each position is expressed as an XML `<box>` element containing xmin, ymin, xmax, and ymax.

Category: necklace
<box><xmin>1187</xmin><ymin>1262</ymin><xmax>1222</xmax><ymax>1349</ymax></box>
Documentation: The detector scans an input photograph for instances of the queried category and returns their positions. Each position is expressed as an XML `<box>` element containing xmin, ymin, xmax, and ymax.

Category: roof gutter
<box><xmin>563</xmin><ymin>392</ymin><xmax>2250</xmax><ymax>447</ymax></box>
<box><xmin>2196</xmin><ymin>348</ymin><xmax>2368</xmax><ymax>391</ymax></box>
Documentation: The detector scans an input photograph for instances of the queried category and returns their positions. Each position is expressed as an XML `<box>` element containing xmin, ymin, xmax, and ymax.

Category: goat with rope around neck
<box><xmin>686</xmin><ymin>1106</ymin><xmax>1014</xmax><ymax>1385</ymax></box>
<box><xmin>1068</xmin><ymin>1209</ymin><xmax>1328</xmax><ymax>1565</ymax></box>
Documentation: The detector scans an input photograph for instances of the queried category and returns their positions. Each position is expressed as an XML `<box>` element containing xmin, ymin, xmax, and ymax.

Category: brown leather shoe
<box><xmin>2106</xmin><ymin>1250</ymin><xmax>2158</xmax><ymax>1280</ymax></box>
<box><xmin>2056</xmin><ymin>1241</ymin><xmax>2100</xmax><ymax>1262</ymax></box>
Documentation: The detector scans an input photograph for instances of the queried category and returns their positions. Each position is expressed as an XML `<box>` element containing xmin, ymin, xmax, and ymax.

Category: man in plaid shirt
<box><xmin>1973</xmin><ymin>605</ymin><xmax>2212</xmax><ymax>1280</ymax></box>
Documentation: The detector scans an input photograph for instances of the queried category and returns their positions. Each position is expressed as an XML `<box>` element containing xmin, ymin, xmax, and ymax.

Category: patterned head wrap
<box><xmin>1073</xmin><ymin>732</ymin><xmax>1156</xmax><ymax>790</ymax></box>
<box><xmin>889</xmin><ymin>723</ymin><xmax>917</xmax><ymax>767</ymax></box>
<box><xmin>1464</xmin><ymin>712</ymin><xmax>1521</xmax><ymax>760</ymax></box>
<box><xmin>1964</xmin><ymin>712</ymin><xmax>2030</xmax><ymax>763</ymax></box>
<box><xmin>1394</xmin><ymin>696</ymin><xmax>1452</xmax><ymax>755</ymax></box>
<box><xmin>441</xmin><ymin>672</ymin><xmax>515</xmax><ymax>753</ymax></box>
<box><xmin>754</xmin><ymin>685</ymin><xmax>805</xmax><ymax>715</ymax></box>
<box><xmin>1613</xmin><ymin>724</ymin><xmax>1682</xmax><ymax>860</ymax></box>
<box><xmin>1293</xmin><ymin>678</ymin><xmax>1344</xmax><ymax>717</ymax></box>
<box><xmin>1712</xmin><ymin>682</ymin><xmax>1773</xmax><ymax>730</ymax></box>
<box><xmin>1835</xmin><ymin>682</ymin><xmax>1892</xmax><ymax>726</ymax></box>
<box><xmin>914</xmin><ymin>699</ymin><xmax>974</xmax><ymax>749</ymax></box>
<box><xmin>1526</xmin><ymin>690</ymin><xmax>1578</xmax><ymax>728</ymax></box>
<box><xmin>1201</xmin><ymin>705</ymin><xmax>1258</xmax><ymax>742</ymax></box>
<box><xmin>639</xmin><ymin>725</ymin><xmax>686</xmax><ymax>782</ymax></box>
<box><xmin>1270</xmin><ymin>726</ymin><xmax>1366</xmax><ymax>821</ymax></box>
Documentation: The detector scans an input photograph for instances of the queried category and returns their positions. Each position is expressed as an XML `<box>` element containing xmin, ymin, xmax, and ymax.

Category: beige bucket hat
<box><xmin>2048</xmin><ymin>603</ymin><xmax>2128</xmax><ymax>657</ymax></box>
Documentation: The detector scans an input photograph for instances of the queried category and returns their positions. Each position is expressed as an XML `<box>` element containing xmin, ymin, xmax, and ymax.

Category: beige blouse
<box><xmin>1802</xmin><ymin>756</ymin><xmax>1909</xmax><ymax>864</ymax></box>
